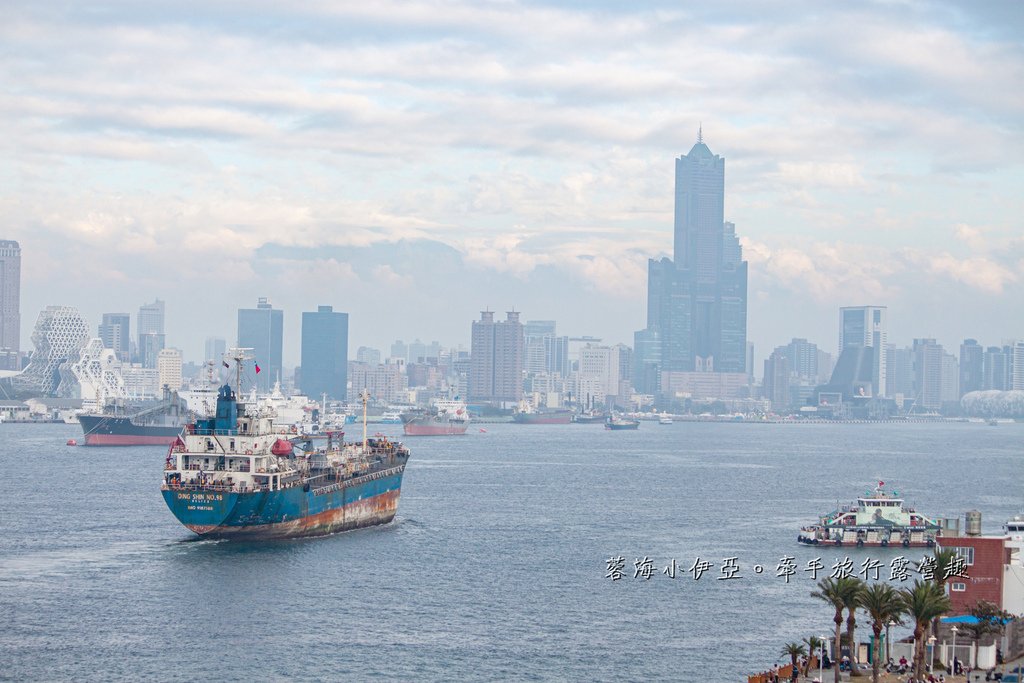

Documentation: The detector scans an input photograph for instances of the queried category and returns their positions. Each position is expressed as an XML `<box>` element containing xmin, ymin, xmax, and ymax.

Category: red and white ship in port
<box><xmin>401</xmin><ymin>398</ymin><xmax>469</xmax><ymax>436</ymax></box>
<box><xmin>798</xmin><ymin>481</ymin><xmax>942</xmax><ymax>548</ymax></box>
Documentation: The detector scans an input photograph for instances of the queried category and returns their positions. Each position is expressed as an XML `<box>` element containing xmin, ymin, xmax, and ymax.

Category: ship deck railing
<box><xmin>188</xmin><ymin>427</ymin><xmax>240</xmax><ymax>436</ymax></box>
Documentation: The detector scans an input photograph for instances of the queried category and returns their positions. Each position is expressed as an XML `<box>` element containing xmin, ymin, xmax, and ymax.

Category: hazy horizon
<box><xmin>4</xmin><ymin>1</ymin><xmax>1022</xmax><ymax>368</ymax></box>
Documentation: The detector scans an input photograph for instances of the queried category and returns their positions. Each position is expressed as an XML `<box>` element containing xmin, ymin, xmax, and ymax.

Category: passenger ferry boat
<box><xmin>798</xmin><ymin>482</ymin><xmax>941</xmax><ymax>548</ymax></box>
<box><xmin>161</xmin><ymin>370</ymin><xmax>410</xmax><ymax>539</ymax></box>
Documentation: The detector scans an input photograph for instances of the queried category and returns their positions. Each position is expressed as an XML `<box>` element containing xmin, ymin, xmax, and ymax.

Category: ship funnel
<box><xmin>965</xmin><ymin>510</ymin><xmax>982</xmax><ymax>536</ymax></box>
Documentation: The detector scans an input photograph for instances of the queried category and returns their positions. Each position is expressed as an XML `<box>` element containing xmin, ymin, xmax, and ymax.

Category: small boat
<box><xmin>798</xmin><ymin>481</ymin><xmax>941</xmax><ymax>548</ymax></box>
<box><xmin>658</xmin><ymin>414</ymin><xmax>673</xmax><ymax>425</ymax></box>
<box><xmin>66</xmin><ymin>439</ymin><xmax>77</xmax><ymax>446</ymax></box>
<box><xmin>605</xmin><ymin>415</ymin><xmax>640</xmax><ymax>430</ymax></box>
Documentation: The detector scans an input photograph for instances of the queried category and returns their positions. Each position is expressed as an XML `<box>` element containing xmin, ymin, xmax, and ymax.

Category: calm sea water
<box><xmin>0</xmin><ymin>421</ymin><xmax>1021</xmax><ymax>681</ymax></box>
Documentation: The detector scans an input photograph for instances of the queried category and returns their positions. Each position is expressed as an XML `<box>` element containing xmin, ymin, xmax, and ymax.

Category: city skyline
<box><xmin>3</xmin><ymin>2</ymin><xmax>1022</xmax><ymax>367</ymax></box>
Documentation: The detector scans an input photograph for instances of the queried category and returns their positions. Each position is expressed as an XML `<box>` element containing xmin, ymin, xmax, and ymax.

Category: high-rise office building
<box><xmin>204</xmin><ymin>336</ymin><xmax>226</xmax><ymax>363</ymax></box>
<box><xmin>300</xmin><ymin>305</ymin><xmax>349</xmax><ymax>400</ymax></box>
<box><xmin>1013</xmin><ymin>341</ymin><xmax>1024</xmax><ymax>391</ymax></box>
<box><xmin>0</xmin><ymin>240</ymin><xmax>21</xmax><ymax>353</ymax></box>
<box><xmin>99</xmin><ymin>313</ymin><xmax>131</xmax><ymax>361</ymax></box>
<box><xmin>157</xmin><ymin>348</ymin><xmax>183</xmax><ymax>391</ymax></box>
<box><xmin>959</xmin><ymin>339</ymin><xmax>984</xmax><ymax>397</ymax></box>
<box><xmin>356</xmin><ymin>346</ymin><xmax>381</xmax><ymax>365</ymax></box>
<box><xmin>469</xmin><ymin>311</ymin><xmax>524</xmax><ymax>404</ymax></box>
<box><xmin>763</xmin><ymin>348</ymin><xmax>791</xmax><ymax>411</ymax></box>
<box><xmin>637</xmin><ymin>132</ymin><xmax>748</xmax><ymax>399</ymax></box>
<box><xmin>983</xmin><ymin>346</ymin><xmax>1009</xmax><ymax>391</ymax></box>
<box><xmin>838</xmin><ymin>306</ymin><xmax>887</xmax><ymax>397</ymax></box>
<box><xmin>237</xmin><ymin>297</ymin><xmax>283</xmax><ymax>392</ymax></box>
<box><xmin>912</xmin><ymin>338</ymin><xmax>944</xmax><ymax>410</ymax></box>
<box><xmin>390</xmin><ymin>340</ymin><xmax>408</xmax><ymax>362</ymax></box>
<box><xmin>137</xmin><ymin>299</ymin><xmax>165</xmax><ymax>368</ymax></box>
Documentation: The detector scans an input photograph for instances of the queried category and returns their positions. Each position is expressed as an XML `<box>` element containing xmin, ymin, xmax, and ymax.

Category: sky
<box><xmin>3</xmin><ymin>0</ymin><xmax>1023</xmax><ymax>369</ymax></box>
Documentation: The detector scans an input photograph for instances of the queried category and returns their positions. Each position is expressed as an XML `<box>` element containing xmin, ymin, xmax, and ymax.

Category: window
<box><xmin>951</xmin><ymin>583</ymin><xmax>966</xmax><ymax>592</ymax></box>
<box><xmin>953</xmin><ymin>547</ymin><xmax>975</xmax><ymax>566</ymax></box>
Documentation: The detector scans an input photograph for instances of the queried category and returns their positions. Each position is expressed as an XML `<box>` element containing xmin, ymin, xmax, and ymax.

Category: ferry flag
<box><xmin>222</xmin><ymin>360</ymin><xmax>230</xmax><ymax>368</ymax></box>
<box><xmin>255</xmin><ymin>363</ymin><xmax>262</xmax><ymax>374</ymax></box>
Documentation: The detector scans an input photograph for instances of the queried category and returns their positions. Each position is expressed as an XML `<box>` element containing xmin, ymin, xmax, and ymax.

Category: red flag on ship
<box><xmin>255</xmin><ymin>363</ymin><xmax>262</xmax><ymax>374</ymax></box>
<box><xmin>879</xmin><ymin>480</ymin><xmax>885</xmax><ymax>487</ymax></box>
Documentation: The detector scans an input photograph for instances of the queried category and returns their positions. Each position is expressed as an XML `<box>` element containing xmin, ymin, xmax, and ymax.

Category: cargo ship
<box><xmin>797</xmin><ymin>482</ymin><xmax>941</xmax><ymax>548</ymax></box>
<box><xmin>402</xmin><ymin>399</ymin><xmax>469</xmax><ymax>436</ymax></box>
<box><xmin>162</xmin><ymin>384</ymin><xmax>410</xmax><ymax>539</ymax></box>
<box><xmin>513</xmin><ymin>408</ymin><xmax>574</xmax><ymax>424</ymax></box>
<box><xmin>79</xmin><ymin>393</ymin><xmax>189</xmax><ymax>446</ymax></box>
<box><xmin>605</xmin><ymin>415</ymin><xmax>640</xmax><ymax>430</ymax></box>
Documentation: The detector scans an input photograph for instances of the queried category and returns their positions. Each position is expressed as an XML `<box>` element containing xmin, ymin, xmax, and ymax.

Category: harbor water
<box><xmin>1</xmin><ymin>421</ymin><xmax>1021</xmax><ymax>681</ymax></box>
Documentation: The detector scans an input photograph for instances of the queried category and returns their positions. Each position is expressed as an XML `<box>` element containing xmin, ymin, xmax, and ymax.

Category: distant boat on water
<box><xmin>605</xmin><ymin>415</ymin><xmax>640</xmax><ymax>430</ymax></box>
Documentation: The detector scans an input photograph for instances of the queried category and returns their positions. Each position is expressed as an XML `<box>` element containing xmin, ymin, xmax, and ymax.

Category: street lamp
<box><xmin>886</xmin><ymin>619</ymin><xmax>896</xmax><ymax>665</ymax></box>
<box><xmin>927</xmin><ymin>636</ymin><xmax>937</xmax><ymax>673</ymax></box>
<box><xmin>951</xmin><ymin>626</ymin><xmax>959</xmax><ymax>674</ymax></box>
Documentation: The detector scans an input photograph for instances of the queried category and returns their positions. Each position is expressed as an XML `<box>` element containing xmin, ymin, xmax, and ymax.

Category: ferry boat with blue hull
<box><xmin>161</xmin><ymin>381</ymin><xmax>410</xmax><ymax>540</ymax></box>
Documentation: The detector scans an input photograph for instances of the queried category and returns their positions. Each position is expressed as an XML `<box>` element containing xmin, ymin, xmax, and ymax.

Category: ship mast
<box><xmin>360</xmin><ymin>388</ymin><xmax>369</xmax><ymax>453</ymax></box>
<box><xmin>226</xmin><ymin>347</ymin><xmax>254</xmax><ymax>396</ymax></box>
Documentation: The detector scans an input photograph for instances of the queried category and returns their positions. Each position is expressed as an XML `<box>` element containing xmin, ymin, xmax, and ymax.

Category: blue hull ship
<box><xmin>161</xmin><ymin>381</ymin><xmax>410</xmax><ymax>539</ymax></box>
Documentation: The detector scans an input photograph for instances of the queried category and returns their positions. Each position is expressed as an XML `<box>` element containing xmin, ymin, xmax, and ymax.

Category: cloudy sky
<box><xmin>3</xmin><ymin>0</ymin><xmax>1022</xmax><ymax>368</ymax></box>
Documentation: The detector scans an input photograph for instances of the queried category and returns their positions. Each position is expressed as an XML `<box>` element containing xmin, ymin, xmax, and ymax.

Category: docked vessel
<box><xmin>513</xmin><ymin>408</ymin><xmax>574</xmax><ymax>424</ymax></box>
<box><xmin>798</xmin><ymin>482</ymin><xmax>941</xmax><ymax>548</ymax></box>
<box><xmin>162</xmin><ymin>384</ymin><xmax>410</xmax><ymax>539</ymax></box>
<box><xmin>79</xmin><ymin>393</ymin><xmax>189</xmax><ymax>446</ymax></box>
<box><xmin>658</xmin><ymin>414</ymin><xmax>673</xmax><ymax>425</ymax></box>
<box><xmin>605</xmin><ymin>415</ymin><xmax>640</xmax><ymax>430</ymax></box>
<box><xmin>401</xmin><ymin>398</ymin><xmax>469</xmax><ymax>436</ymax></box>
<box><xmin>572</xmin><ymin>411</ymin><xmax>606</xmax><ymax>424</ymax></box>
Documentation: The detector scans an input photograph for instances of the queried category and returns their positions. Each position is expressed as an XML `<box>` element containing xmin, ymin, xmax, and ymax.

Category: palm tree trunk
<box><xmin>847</xmin><ymin>612</ymin><xmax>861</xmax><ymax>676</ymax></box>
<box><xmin>834</xmin><ymin>613</ymin><xmax>843</xmax><ymax>683</ymax></box>
<box><xmin>913</xmin><ymin>625</ymin><xmax>925</xmax><ymax>679</ymax></box>
<box><xmin>871</xmin><ymin>625</ymin><xmax>882</xmax><ymax>683</ymax></box>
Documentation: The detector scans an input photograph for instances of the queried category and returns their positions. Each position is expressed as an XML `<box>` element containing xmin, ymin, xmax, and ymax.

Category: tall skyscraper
<box><xmin>99</xmin><ymin>313</ymin><xmax>131</xmax><ymax>361</ymax></box>
<box><xmin>838</xmin><ymin>306</ymin><xmax>887</xmax><ymax>397</ymax></box>
<box><xmin>204</xmin><ymin>336</ymin><xmax>226</xmax><ymax>363</ymax></box>
<box><xmin>763</xmin><ymin>347</ymin><xmax>791</xmax><ymax>411</ymax></box>
<box><xmin>0</xmin><ymin>240</ymin><xmax>21</xmax><ymax>353</ymax></box>
<box><xmin>237</xmin><ymin>297</ymin><xmax>283</xmax><ymax>392</ymax></box>
<box><xmin>1013</xmin><ymin>341</ymin><xmax>1024</xmax><ymax>391</ymax></box>
<box><xmin>959</xmin><ymin>339</ymin><xmax>984</xmax><ymax>397</ymax></box>
<box><xmin>983</xmin><ymin>346</ymin><xmax>1009</xmax><ymax>390</ymax></box>
<box><xmin>300</xmin><ymin>305</ymin><xmax>349</xmax><ymax>400</ymax></box>
<box><xmin>137</xmin><ymin>299</ymin><xmax>165</xmax><ymax>368</ymax></box>
<box><xmin>469</xmin><ymin>311</ymin><xmax>524</xmax><ymax>404</ymax></box>
<box><xmin>637</xmin><ymin>132</ymin><xmax>749</xmax><ymax>400</ymax></box>
<box><xmin>912</xmin><ymin>338</ymin><xmax>943</xmax><ymax>410</ymax></box>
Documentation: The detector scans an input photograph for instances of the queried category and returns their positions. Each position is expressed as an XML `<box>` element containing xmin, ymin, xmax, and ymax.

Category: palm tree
<box><xmin>840</xmin><ymin>577</ymin><xmax>867</xmax><ymax>676</ymax></box>
<box><xmin>860</xmin><ymin>583</ymin><xmax>904</xmax><ymax>683</ymax></box>
<box><xmin>961</xmin><ymin>600</ymin><xmax>1012</xmax><ymax>669</ymax></box>
<box><xmin>781</xmin><ymin>642</ymin><xmax>808</xmax><ymax>681</ymax></box>
<box><xmin>803</xmin><ymin>636</ymin><xmax>824</xmax><ymax>675</ymax></box>
<box><xmin>812</xmin><ymin>577</ymin><xmax>862</xmax><ymax>683</ymax></box>
<box><xmin>900</xmin><ymin>580</ymin><xmax>951</xmax><ymax>679</ymax></box>
<box><xmin>930</xmin><ymin>548</ymin><xmax>960</xmax><ymax>638</ymax></box>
